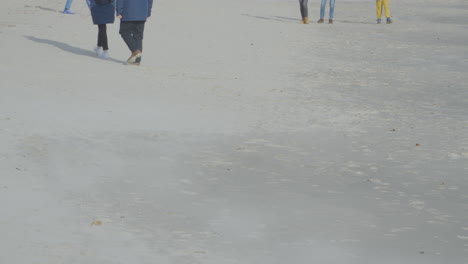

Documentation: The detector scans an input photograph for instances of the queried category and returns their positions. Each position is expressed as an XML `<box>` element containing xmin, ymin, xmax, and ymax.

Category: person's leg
<box><xmin>99</xmin><ymin>24</ymin><xmax>110</xmax><ymax>58</ymax></box>
<box><xmin>133</xmin><ymin>22</ymin><xmax>145</xmax><ymax>52</ymax></box>
<box><xmin>299</xmin><ymin>0</ymin><xmax>308</xmax><ymax>20</ymax></box>
<box><xmin>329</xmin><ymin>0</ymin><xmax>335</xmax><ymax>19</ymax></box>
<box><xmin>94</xmin><ymin>25</ymin><xmax>103</xmax><ymax>56</ymax></box>
<box><xmin>97</xmin><ymin>25</ymin><xmax>103</xmax><ymax>48</ymax></box>
<box><xmin>383</xmin><ymin>0</ymin><xmax>391</xmax><ymax>19</ymax></box>
<box><xmin>64</xmin><ymin>0</ymin><xmax>73</xmax><ymax>11</ymax></box>
<box><xmin>320</xmin><ymin>0</ymin><xmax>327</xmax><ymax>19</ymax></box>
<box><xmin>122</xmin><ymin>22</ymin><xmax>143</xmax><ymax>64</ymax></box>
<box><xmin>126</xmin><ymin>22</ymin><xmax>145</xmax><ymax>64</ymax></box>
<box><xmin>120</xmin><ymin>21</ymin><xmax>136</xmax><ymax>52</ymax></box>
<box><xmin>98</xmin><ymin>24</ymin><xmax>109</xmax><ymax>50</ymax></box>
<box><xmin>376</xmin><ymin>0</ymin><xmax>383</xmax><ymax>20</ymax></box>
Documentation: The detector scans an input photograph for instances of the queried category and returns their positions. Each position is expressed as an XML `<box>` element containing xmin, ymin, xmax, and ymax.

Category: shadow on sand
<box><xmin>24</xmin><ymin>36</ymin><xmax>125</xmax><ymax>64</ymax></box>
<box><xmin>24</xmin><ymin>5</ymin><xmax>63</xmax><ymax>13</ymax></box>
<box><xmin>32</xmin><ymin>5</ymin><xmax>62</xmax><ymax>13</ymax></box>
<box><xmin>337</xmin><ymin>20</ymin><xmax>375</xmax><ymax>25</ymax></box>
<box><xmin>243</xmin><ymin>14</ymin><xmax>376</xmax><ymax>25</ymax></box>
<box><xmin>242</xmin><ymin>14</ymin><xmax>298</xmax><ymax>23</ymax></box>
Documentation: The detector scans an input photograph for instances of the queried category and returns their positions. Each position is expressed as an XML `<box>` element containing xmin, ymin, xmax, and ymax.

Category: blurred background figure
<box><xmin>318</xmin><ymin>0</ymin><xmax>336</xmax><ymax>24</ymax></box>
<box><xmin>299</xmin><ymin>0</ymin><xmax>309</xmax><ymax>24</ymax></box>
<box><xmin>376</xmin><ymin>0</ymin><xmax>392</xmax><ymax>24</ymax></box>
<box><xmin>63</xmin><ymin>0</ymin><xmax>75</xmax><ymax>14</ymax></box>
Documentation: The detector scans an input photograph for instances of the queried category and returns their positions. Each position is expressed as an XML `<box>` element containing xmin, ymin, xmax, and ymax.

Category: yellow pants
<box><xmin>376</xmin><ymin>0</ymin><xmax>391</xmax><ymax>19</ymax></box>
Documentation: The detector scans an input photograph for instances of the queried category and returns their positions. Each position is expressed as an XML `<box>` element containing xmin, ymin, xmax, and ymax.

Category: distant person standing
<box><xmin>376</xmin><ymin>0</ymin><xmax>392</xmax><ymax>24</ymax></box>
<box><xmin>317</xmin><ymin>0</ymin><xmax>336</xmax><ymax>24</ymax></box>
<box><xmin>89</xmin><ymin>0</ymin><xmax>116</xmax><ymax>59</ymax></box>
<box><xmin>116</xmin><ymin>0</ymin><xmax>153</xmax><ymax>66</ymax></box>
<box><xmin>63</xmin><ymin>0</ymin><xmax>75</xmax><ymax>14</ymax></box>
<box><xmin>299</xmin><ymin>0</ymin><xmax>309</xmax><ymax>24</ymax></box>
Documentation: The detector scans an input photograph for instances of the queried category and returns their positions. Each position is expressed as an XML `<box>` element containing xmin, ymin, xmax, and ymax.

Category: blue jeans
<box><xmin>320</xmin><ymin>0</ymin><xmax>335</xmax><ymax>19</ymax></box>
<box><xmin>64</xmin><ymin>0</ymin><xmax>73</xmax><ymax>11</ymax></box>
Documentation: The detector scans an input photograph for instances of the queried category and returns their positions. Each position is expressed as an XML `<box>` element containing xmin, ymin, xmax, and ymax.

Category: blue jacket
<box><xmin>89</xmin><ymin>0</ymin><xmax>115</xmax><ymax>25</ymax></box>
<box><xmin>116</xmin><ymin>0</ymin><xmax>153</xmax><ymax>22</ymax></box>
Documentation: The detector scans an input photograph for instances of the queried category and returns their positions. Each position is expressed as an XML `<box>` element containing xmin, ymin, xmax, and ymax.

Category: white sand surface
<box><xmin>1</xmin><ymin>0</ymin><xmax>467</xmax><ymax>263</ymax></box>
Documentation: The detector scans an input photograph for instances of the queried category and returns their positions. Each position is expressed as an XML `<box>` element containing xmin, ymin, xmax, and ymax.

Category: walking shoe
<box><xmin>329</xmin><ymin>19</ymin><xmax>333</xmax><ymax>24</ymax></box>
<box><xmin>63</xmin><ymin>10</ymin><xmax>75</xmax><ymax>14</ymax></box>
<box><xmin>300</xmin><ymin>17</ymin><xmax>309</xmax><ymax>24</ymax></box>
<box><xmin>129</xmin><ymin>57</ymin><xmax>141</xmax><ymax>66</ymax></box>
<box><xmin>377</xmin><ymin>19</ymin><xmax>382</xmax><ymax>24</ymax></box>
<box><xmin>317</xmin><ymin>18</ymin><xmax>324</xmax><ymax>23</ymax></box>
<box><xmin>127</xmin><ymin>50</ymin><xmax>142</xmax><ymax>64</ymax></box>
<box><xmin>99</xmin><ymin>50</ymin><xmax>109</xmax><ymax>59</ymax></box>
<box><xmin>94</xmin><ymin>46</ymin><xmax>103</xmax><ymax>57</ymax></box>
<box><xmin>386</xmin><ymin>17</ymin><xmax>393</xmax><ymax>24</ymax></box>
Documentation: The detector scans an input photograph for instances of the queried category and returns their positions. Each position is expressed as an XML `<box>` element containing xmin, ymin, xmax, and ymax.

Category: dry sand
<box><xmin>1</xmin><ymin>0</ymin><xmax>467</xmax><ymax>263</ymax></box>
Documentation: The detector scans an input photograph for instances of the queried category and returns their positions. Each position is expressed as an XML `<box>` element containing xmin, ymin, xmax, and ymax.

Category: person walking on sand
<box><xmin>298</xmin><ymin>0</ymin><xmax>309</xmax><ymax>24</ymax></box>
<box><xmin>376</xmin><ymin>0</ymin><xmax>392</xmax><ymax>24</ymax></box>
<box><xmin>317</xmin><ymin>0</ymin><xmax>336</xmax><ymax>24</ymax></box>
<box><xmin>88</xmin><ymin>0</ymin><xmax>116</xmax><ymax>59</ymax></box>
<box><xmin>63</xmin><ymin>0</ymin><xmax>75</xmax><ymax>14</ymax></box>
<box><xmin>116</xmin><ymin>0</ymin><xmax>153</xmax><ymax>66</ymax></box>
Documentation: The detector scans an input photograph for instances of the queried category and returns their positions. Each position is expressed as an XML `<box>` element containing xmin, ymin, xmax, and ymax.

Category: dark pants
<box><xmin>299</xmin><ymin>0</ymin><xmax>308</xmax><ymax>18</ymax></box>
<box><xmin>97</xmin><ymin>24</ymin><xmax>109</xmax><ymax>50</ymax></box>
<box><xmin>119</xmin><ymin>21</ymin><xmax>145</xmax><ymax>53</ymax></box>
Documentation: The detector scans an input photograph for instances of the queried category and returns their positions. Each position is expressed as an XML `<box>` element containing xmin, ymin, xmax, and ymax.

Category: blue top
<box><xmin>116</xmin><ymin>0</ymin><xmax>153</xmax><ymax>22</ymax></box>
<box><xmin>89</xmin><ymin>0</ymin><xmax>115</xmax><ymax>25</ymax></box>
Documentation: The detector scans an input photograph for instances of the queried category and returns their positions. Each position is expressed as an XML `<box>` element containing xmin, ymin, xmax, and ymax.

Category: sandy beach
<box><xmin>1</xmin><ymin>0</ymin><xmax>467</xmax><ymax>263</ymax></box>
